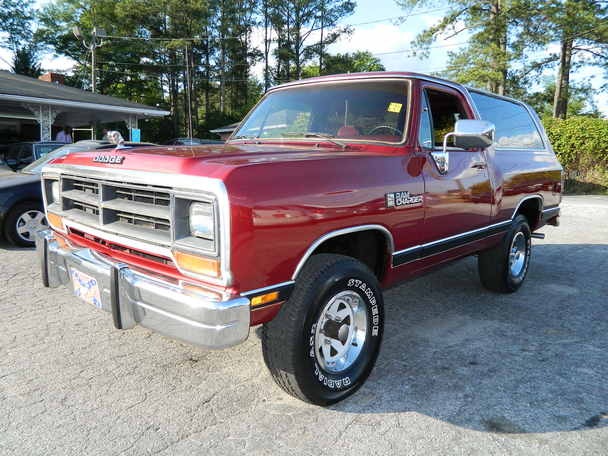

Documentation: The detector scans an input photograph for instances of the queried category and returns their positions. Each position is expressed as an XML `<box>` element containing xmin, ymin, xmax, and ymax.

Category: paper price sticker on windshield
<box><xmin>387</xmin><ymin>102</ymin><xmax>403</xmax><ymax>113</ymax></box>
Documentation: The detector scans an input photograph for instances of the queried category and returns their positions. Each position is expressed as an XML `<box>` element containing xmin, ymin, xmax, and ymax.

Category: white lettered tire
<box><xmin>262</xmin><ymin>254</ymin><xmax>384</xmax><ymax>405</ymax></box>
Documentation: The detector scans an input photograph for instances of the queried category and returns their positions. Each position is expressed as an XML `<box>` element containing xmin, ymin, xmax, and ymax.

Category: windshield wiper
<box><xmin>283</xmin><ymin>132</ymin><xmax>348</xmax><ymax>150</ymax></box>
<box><xmin>232</xmin><ymin>134</ymin><xmax>258</xmax><ymax>140</ymax></box>
<box><xmin>305</xmin><ymin>133</ymin><xmax>349</xmax><ymax>151</ymax></box>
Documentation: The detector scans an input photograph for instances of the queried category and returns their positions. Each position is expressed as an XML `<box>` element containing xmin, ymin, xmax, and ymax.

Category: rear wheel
<box><xmin>262</xmin><ymin>254</ymin><xmax>384</xmax><ymax>405</ymax></box>
<box><xmin>3</xmin><ymin>202</ymin><xmax>47</xmax><ymax>247</ymax></box>
<box><xmin>478</xmin><ymin>214</ymin><xmax>531</xmax><ymax>293</ymax></box>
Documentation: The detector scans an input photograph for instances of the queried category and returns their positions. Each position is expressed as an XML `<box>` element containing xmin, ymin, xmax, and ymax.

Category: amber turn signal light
<box><xmin>173</xmin><ymin>251</ymin><xmax>221</xmax><ymax>278</ymax></box>
<box><xmin>251</xmin><ymin>291</ymin><xmax>279</xmax><ymax>307</ymax></box>
<box><xmin>46</xmin><ymin>212</ymin><xmax>65</xmax><ymax>233</ymax></box>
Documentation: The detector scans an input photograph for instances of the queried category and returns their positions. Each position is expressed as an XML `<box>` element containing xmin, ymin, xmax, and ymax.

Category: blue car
<box><xmin>0</xmin><ymin>140</ymin><xmax>156</xmax><ymax>246</ymax></box>
<box><xmin>3</xmin><ymin>141</ymin><xmax>64</xmax><ymax>171</ymax></box>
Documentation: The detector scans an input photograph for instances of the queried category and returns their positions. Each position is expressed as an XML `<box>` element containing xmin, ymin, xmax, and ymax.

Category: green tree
<box><xmin>36</xmin><ymin>0</ymin><xmax>264</xmax><ymax>140</ymax></box>
<box><xmin>0</xmin><ymin>0</ymin><xmax>42</xmax><ymax>76</ymax></box>
<box><xmin>538</xmin><ymin>1</ymin><xmax>608</xmax><ymax>119</ymax></box>
<box><xmin>396</xmin><ymin>0</ymin><xmax>544</xmax><ymax>95</ymax></box>
<box><xmin>11</xmin><ymin>45</ymin><xmax>42</xmax><ymax>78</ymax></box>
<box><xmin>524</xmin><ymin>79</ymin><xmax>602</xmax><ymax>119</ymax></box>
<box><xmin>302</xmin><ymin>50</ymin><xmax>385</xmax><ymax>77</ymax></box>
<box><xmin>270</xmin><ymin>0</ymin><xmax>355</xmax><ymax>81</ymax></box>
<box><xmin>0</xmin><ymin>0</ymin><xmax>35</xmax><ymax>51</ymax></box>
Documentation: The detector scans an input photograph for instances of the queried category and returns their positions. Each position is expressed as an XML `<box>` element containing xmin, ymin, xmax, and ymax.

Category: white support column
<box><xmin>22</xmin><ymin>103</ymin><xmax>61</xmax><ymax>141</ymax></box>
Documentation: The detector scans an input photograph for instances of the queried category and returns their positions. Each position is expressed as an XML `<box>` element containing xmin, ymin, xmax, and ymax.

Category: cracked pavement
<box><xmin>1</xmin><ymin>195</ymin><xmax>607</xmax><ymax>455</ymax></box>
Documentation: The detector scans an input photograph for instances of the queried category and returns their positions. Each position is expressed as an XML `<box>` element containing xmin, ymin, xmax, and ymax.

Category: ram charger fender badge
<box><xmin>93</xmin><ymin>155</ymin><xmax>125</xmax><ymax>164</ymax></box>
<box><xmin>386</xmin><ymin>191</ymin><xmax>423</xmax><ymax>208</ymax></box>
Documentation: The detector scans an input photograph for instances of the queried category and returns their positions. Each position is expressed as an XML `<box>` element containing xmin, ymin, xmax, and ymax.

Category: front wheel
<box><xmin>478</xmin><ymin>214</ymin><xmax>532</xmax><ymax>293</ymax></box>
<box><xmin>262</xmin><ymin>254</ymin><xmax>384</xmax><ymax>405</ymax></box>
<box><xmin>3</xmin><ymin>202</ymin><xmax>48</xmax><ymax>247</ymax></box>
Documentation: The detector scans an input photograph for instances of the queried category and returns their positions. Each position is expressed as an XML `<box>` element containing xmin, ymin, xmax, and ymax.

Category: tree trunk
<box><xmin>263</xmin><ymin>0</ymin><xmax>271</xmax><ymax>91</ymax></box>
<box><xmin>553</xmin><ymin>37</ymin><xmax>573</xmax><ymax>119</ymax></box>
<box><xmin>219</xmin><ymin>0</ymin><xmax>226</xmax><ymax>113</ymax></box>
<box><xmin>204</xmin><ymin>33</ymin><xmax>210</xmax><ymax>122</ymax></box>
<box><xmin>294</xmin><ymin>7</ymin><xmax>301</xmax><ymax>79</ymax></box>
<box><xmin>319</xmin><ymin>2</ymin><xmax>325</xmax><ymax>75</ymax></box>
<box><xmin>489</xmin><ymin>0</ymin><xmax>507</xmax><ymax>95</ymax></box>
<box><xmin>170</xmin><ymin>51</ymin><xmax>180</xmax><ymax>136</ymax></box>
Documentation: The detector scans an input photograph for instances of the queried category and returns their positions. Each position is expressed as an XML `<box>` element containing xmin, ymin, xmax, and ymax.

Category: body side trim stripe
<box><xmin>391</xmin><ymin>195</ymin><xmax>545</xmax><ymax>267</ymax></box>
<box><xmin>392</xmin><ymin>220</ymin><xmax>511</xmax><ymax>267</ymax></box>
<box><xmin>241</xmin><ymin>280</ymin><xmax>295</xmax><ymax>298</ymax></box>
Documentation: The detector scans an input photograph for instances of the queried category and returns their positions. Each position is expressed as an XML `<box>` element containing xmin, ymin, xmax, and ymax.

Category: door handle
<box><xmin>470</xmin><ymin>161</ymin><xmax>487</xmax><ymax>169</ymax></box>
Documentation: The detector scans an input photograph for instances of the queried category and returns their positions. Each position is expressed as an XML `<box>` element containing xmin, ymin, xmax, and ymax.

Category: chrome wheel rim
<box><xmin>509</xmin><ymin>231</ymin><xmax>527</xmax><ymax>277</ymax></box>
<box><xmin>314</xmin><ymin>290</ymin><xmax>367</xmax><ymax>373</ymax></box>
<box><xmin>16</xmin><ymin>210</ymin><xmax>47</xmax><ymax>242</ymax></box>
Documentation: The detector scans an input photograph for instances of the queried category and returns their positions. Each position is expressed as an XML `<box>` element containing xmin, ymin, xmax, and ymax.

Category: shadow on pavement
<box><xmin>332</xmin><ymin>243</ymin><xmax>608</xmax><ymax>434</ymax></box>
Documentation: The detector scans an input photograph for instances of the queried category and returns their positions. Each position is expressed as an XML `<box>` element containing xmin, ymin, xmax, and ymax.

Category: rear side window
<box><xmin>470</xmin><ymin>91</ymin><xmax>544</xmax><ymax>150</ymax></box>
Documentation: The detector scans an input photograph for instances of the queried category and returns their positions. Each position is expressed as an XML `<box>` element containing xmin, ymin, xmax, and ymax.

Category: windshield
<box><xmin>232</xmin><ymin>80</ymin><xmax>410</xmax><ymax>144</ymax></box>
<box><xmin>21</xmin><ymin>143</ymin><xmax>100</xmax><ymax>174</ymax></box>
<box><xmin>34</xmin><ymin>143</ymin><xmax>62</xmax><ymax>159</ymax></box>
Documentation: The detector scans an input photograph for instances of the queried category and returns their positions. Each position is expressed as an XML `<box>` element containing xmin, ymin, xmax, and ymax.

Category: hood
<box><xmin>46</xmin><ymin>142</ymin><xmax>390</xmax><ymax>180</ymax></box>
<box><xmin>0</xmin><ymin>172</ymin><xmax>40</xmax><ymax>189</ymax></box>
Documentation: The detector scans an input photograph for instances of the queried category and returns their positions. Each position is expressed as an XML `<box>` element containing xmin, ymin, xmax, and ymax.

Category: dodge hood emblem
<box><xmin>93</xmin><ymin>155</ymin><xmax>125</xmax><ymax>164</ymax></box>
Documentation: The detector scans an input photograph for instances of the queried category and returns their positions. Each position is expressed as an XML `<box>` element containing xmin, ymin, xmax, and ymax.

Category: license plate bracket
<box><xmin>70</xmin><ymin>268</ymin><xmax>103</xmax><ymax>309</ymax></box>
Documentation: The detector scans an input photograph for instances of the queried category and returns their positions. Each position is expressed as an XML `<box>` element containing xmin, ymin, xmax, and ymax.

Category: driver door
<box><xmin>419</xmin><ymin>83</ymin><xmax>492</xmax><ymax>244</ymax></box>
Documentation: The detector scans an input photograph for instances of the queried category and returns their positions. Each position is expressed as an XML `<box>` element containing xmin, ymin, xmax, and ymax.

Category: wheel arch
<box><xmin>512</xmin><ymin>195</ymin><xmax>543</xmax><ymax>231</ymax></box>
<box><xmin>291</xmin><ymin>225</ymin><xmax>395</xmax><ymax>282</ymax></box>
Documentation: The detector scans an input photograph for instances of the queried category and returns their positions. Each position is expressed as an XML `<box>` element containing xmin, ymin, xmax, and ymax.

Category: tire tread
<box><xmin>262</xmin><ymin>254</ymin><xmax>375</xmax><ymax>403</ymax></box>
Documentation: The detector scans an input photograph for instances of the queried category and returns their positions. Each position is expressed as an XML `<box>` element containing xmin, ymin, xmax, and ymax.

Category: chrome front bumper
<box><xmin>35</xmin><ymin>230</ymin><xmax>250</xmax><ymax>349</ymax></box>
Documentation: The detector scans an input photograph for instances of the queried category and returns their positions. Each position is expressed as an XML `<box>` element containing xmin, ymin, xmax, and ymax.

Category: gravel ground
<box><xmin>1</xmin><ymin>195</ymin><xmax>607</xmax><ymax>455</ymax></box>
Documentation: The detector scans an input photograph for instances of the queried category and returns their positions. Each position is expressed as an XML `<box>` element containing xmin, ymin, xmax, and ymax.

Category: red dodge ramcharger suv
<box><xmin>36</xmin><ymin>72</ymin><xmax>562</xmax><ymax>405</ymax></box>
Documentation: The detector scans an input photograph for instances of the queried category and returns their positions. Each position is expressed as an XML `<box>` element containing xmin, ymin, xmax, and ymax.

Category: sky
<box><xmin>1</xmin><ymin>0</ymin><xmax>606</xmax><ymax>115</ymax></box>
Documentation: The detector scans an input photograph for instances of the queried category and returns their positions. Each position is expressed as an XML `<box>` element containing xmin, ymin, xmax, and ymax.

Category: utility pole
<box><xmin>73</xmin><ymin>26</ymin><xmax>106</xmax><ymax>93</ymax></box>
<box><xmin>185</xmin><ymin>43</ymin><xmax>193</xmax><ymax>139</ymax></box>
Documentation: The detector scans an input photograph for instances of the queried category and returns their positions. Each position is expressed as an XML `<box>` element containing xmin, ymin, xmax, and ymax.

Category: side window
<box><xmin>425</xmin><ymin>89</ymin><xmax>470</xmax><ymax>147</ymax></box>
<box><xmin>36</xmin><ymin>144</ymin><xmax>58</xmax><ymax>159</ymax></box>
<box><xmin>419</xmin><ymin>93</ymin><xmax>433</xmax><ymax>149</ymax></box>
<box><xmin>18</xmin><ymin>145</ymin><xmax>33</xmax><ymax>162</ymax></box>
<box><xmin>5</xmin><ymin>145</ymin><xmax>18</xmax><ymax>164</ymax></box>
<box><xmin>470</xmin><ymin>92</ymin><xmax>544</xmax><ymax>149</ymax></box>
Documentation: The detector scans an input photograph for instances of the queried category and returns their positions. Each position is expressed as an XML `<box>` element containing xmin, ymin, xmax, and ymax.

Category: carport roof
<box><xmin>0</xmin><ymin>70</ymin><xmax>169</xmax><ymax>116</ymax></box>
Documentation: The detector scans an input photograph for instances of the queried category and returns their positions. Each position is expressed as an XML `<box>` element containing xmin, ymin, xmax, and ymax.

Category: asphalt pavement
<box><xmin>1</xmin><ymin>195</ymin><xmax>607</xmax><ymax>455</ymax></box>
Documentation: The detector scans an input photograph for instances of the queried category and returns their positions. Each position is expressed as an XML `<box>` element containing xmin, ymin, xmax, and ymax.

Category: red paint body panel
<box><xmin>48</xmin><ymin>72</ymin><xmax>563</xmax><ymax>327</ymax></box>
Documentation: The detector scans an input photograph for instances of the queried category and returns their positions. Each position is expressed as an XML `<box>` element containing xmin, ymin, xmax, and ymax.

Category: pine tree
<box><xmin>396</xmin><ymin>0</ymin><xmax>544</xmax><ymax>95</ymax></box>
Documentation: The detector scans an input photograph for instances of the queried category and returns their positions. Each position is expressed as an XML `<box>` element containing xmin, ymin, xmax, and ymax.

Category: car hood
<box><xmin>46</xmin><ymin>142</ymin><xmax>396</xmax><ymax>181</ymax></box>
<box><xmin>0</xmin><ymin>172</ymin><xmax>40</xmax><ymax>189</ymax></box>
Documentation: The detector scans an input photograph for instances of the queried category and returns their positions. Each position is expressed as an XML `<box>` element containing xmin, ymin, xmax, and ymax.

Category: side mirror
<box><xmin>449</xmin><ymin>119</ymin><xmax>495</xmax><ymax>149</ymax></box>
<box><xmin>433</xmin><ymin>120</ymin><xmax>496</xmax><ymax>175</ymax></box>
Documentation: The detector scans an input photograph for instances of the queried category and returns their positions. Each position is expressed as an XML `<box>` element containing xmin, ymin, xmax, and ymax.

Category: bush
<box><xmin>543</xmin><ymin>116</ymin><xmax>608</xmax><ymax>171</ymax></box>
<box><xmin>542</xmin><ymin>116</ymin><xmax>608</xmax><ymax>194</ymax></box>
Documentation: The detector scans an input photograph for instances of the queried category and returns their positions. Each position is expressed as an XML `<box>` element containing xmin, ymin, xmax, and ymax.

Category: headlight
<box><xmin>51</xmin><ymin>181</ymin><xmax>60</xmax><ymax>203</ymax></box>
<box><xmin>189</xmin><ymin>202</ymin><xmax>214</xmax><ymax>240</ymax></box>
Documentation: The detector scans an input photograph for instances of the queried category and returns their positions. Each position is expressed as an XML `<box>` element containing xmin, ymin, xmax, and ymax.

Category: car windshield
<box><xmin>232</xmin><ymin>80</ymin><xmax>410</xmax><ymax>144</ymax></box>
<box><xmin>35</xmin><ymin>143</ymin><xmax>62</xmax><ymax>159</ymax></box>
<box><xmin>21</xmin><ymin>143</ymin><xmax>101</xmax><ymax>174</ymax></box>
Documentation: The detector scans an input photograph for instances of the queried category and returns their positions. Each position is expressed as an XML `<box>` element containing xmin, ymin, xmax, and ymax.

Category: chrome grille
<box><xmin>59</xmin><ymin>176</ymin><xmax>173</xmax><ymax>245</ymax></box>
<box><xmin>72</xmin><ymin>201</ymin><xmax>99</xmax><ymax>216</ymax></box>
<box><xmin>115</xmin><ymin>211</ymin><xmax>170</xmax><ymax>232</ymax></box>
<box><xmin>114</xmin><ymin>186</ymin><xmax>170</xmax><ymax>207</ymax></box>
